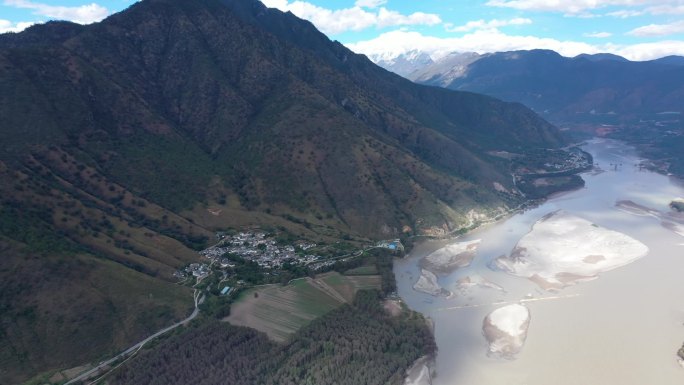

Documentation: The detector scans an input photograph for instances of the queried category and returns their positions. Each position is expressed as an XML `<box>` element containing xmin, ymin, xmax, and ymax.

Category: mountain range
<box><xmin>0</xmin><ymin>0</ymin><xmax>576</xmax><ymax>382</ymax></box>
<box><xmin>376</xmin><ymin>49</ymin><xmax>684</xmax><ymax>124</ymax></box>
<box><xmin>374</xmin><ymin>49</ymin><xmax>684</xmax><ymax>176</ymax></box>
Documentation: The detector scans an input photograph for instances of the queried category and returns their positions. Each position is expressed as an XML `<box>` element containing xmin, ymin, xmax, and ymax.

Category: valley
<box><xmin>0</xmin><ymin>2</ymin><xmax>588</xmax><ymax>382</ymax></box>
<box><xmin>1</xmin><ymin>0</ymin><xmax>682</xmax><ymax>384</ymax></box>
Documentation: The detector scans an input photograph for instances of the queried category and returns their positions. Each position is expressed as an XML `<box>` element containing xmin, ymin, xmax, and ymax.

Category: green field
<box><xmin>225</xmin><ymin>272</ymin><xmax>380</xmax><ymax>341</ymax></box>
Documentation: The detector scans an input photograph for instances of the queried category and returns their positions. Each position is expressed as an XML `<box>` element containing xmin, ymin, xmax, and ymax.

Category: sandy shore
<box><xmin>413</xmin><ymin>269</ymin><xmax>451</xmax><ymax>297</ymax></box>
<box><xmin>404</xmin><ymin>356</ymin><xmax>434</xmax><ymax>385</ymax></box>
<box><xmin>495</xmin><ymin>210</ymin><xmax>649</xmax><ymax>290</ymax></box>
<box><xmin>618</xmin><ymin>200</ymin><xmax>684</xmax><ymax>238</ymax></box>
<box><xmin>419</xmin><ymin>239</ymin><xmax>481</xmax><ymax>275</ymax></box>
<box><xmin>482</xmin><ymin>304</ymin><xmax>531</xmax><ymax>359</ymax></box>
<box><xmin>616</xmin><ymin>200</ymin><xmax>661</xmax><ymax>217</ymax></box>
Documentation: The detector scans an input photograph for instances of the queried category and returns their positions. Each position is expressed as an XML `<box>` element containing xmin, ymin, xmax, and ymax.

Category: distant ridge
<box><xmin>374</xmin><ymin>49</ymin><xmax>684</xmax><ymax>122</ymax></box>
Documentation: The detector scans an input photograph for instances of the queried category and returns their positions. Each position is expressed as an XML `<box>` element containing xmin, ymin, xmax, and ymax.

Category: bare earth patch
<box><xmin>383</xmin><ymin>299</ymin><xmax>402</xmax><ymax>317</ymax></box>
<box><xmin>583</xmin><ymin>255</ymin><xmax>606</xmax><ymax>264</ymax></box>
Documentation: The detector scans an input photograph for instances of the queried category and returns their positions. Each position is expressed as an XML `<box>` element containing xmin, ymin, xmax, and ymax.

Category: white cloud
<box><xmin>569</xmin><ymin>12</ymin><xmax>601</xmax><ymax>18</ymax></box>
<box><xmin>488</xmin><ymin>0</ymin><xmax>640</xmax><ymax>12</ymax></box>
<box><xmin>354</xmin><ymin>0</ymin><xmax>386</xmax><ymax>8</ymax></box>
<box><xmin>486</xmin><ymin>0</ymin><xmax>608</xmax><ymax>14</ymax></box>
<box><xmin>259</xmin><ymin>0</ymin><xmax>440</xmax><ymax>35</ymax></box>
<box><xmin>347</xmin><ymin>29</ymin><xmax>601</xmax><ymax>61</ymax></box>
<box><xmin>346</xmin><ymin>29</ymin><xmax>684</xmax><ymax>62</ymax></box>
<box><xmin>446</xmin><ymin>17</ymin><xmax>532</xmax><ymax>33</ymax></box>
<box><xmin>486</xmin><ymin>0</ymin><xmax>684</xmax><ymax>17</ymax></box>
<box><xmin>607</xmin><ymin>9</ymin><xmax>643</xmax><ymax>18</ymax></box>
<box><xmin>0</xmin><ymin>19</ymin><xmax>34</xmax><ymax>33</ymax></box>
<box><xmin>3</xmin><ymin>0</ymin><xmax>109</xmax><ymax>24</ymax></box>
<box><xmin>646</xmin><ymin>4</ymin><xmax>684</xmax><ymax>15</ymax></box>
<box><xmin>628</xmin><ymin>20</ymin><xmax>684</xmax><ymax>36</ymax></box>
<box><xmin>617</xmin><ymin>39</ymin><xmax>684</xmax><ymax>60</ymax></box>
<box><xmin>584</xmin><ymin>31</ymin><xmax>613</xmax><ymax>38</ymax></box>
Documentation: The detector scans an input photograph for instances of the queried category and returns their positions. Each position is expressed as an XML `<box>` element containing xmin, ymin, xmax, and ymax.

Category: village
<box><xmin>174</xmin><ymin>230</ymin><xmax>404</xmax><ymax>294</ymax></box>
<box><xmin>199</xmin><ymin>231</ymin><xmax>319</xmax><ymax>270</ymax></box>
<box><xmin>542</xmin><ymin>149</ymin><xmax>591</xmax><ymax>172</ymax></box>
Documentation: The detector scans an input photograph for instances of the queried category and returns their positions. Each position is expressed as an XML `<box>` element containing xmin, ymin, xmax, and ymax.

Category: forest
<box><xmin>111</xmin><ymin>290</ymin><xmax>435</xmax><ymax>385</ymax></box>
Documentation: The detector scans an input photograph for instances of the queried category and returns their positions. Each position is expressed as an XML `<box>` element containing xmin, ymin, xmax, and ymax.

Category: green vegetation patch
<box><xmin>104</xmin><ymin>133</ymin><xmax>216</xmax><ymax>212</ymax></box>
<box><xmin>0</xmin><ymin>241</ymin><xmax>192</xmax><ymax>385</ymax></box>
<box><xmin>112</xmin><ymin>290</ymin><xmax>435</xmax><ymax>385</ymax></box>
<box><xmin>670</xmin><ymin>200</ymin><xmax>684</xmax><ymax>213</ymax></box>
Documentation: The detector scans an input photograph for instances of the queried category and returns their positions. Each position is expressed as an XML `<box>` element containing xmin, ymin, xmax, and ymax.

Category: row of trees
<box><xmin>112</xmin><ymin>290</ymin><xmax>435</xmax><ymax>385</ymax></box>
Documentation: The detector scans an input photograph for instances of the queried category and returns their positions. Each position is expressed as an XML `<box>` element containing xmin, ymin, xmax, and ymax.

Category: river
<box><xmin>395</xmin><ymin>138</ymin><xmax>684</xmax><ymax>385</ymax></box>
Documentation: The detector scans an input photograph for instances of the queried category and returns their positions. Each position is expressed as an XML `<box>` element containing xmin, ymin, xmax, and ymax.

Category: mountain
<box><xmin>652</xmin><ymin>55</ymin><xmax>684</xmax><ymax>66</ymax></box>
<box><xmin>370</xmin><ymin>49</ymin><xmax>436</xmax><ymax>78</ymax></box>
<box><xmin>371</xmin><ymin>49</ymin><xmax>684</xmax><ymax>175</ymax></box>
<box><xmin>0</xmin><ymin>0</ymin><xmax>573</xmax><ymax>382</ymax></box>
<box><xmin>0</xmin><ymin>4</ymin><xmax>569</xmax><ymax>239</ymax></box>
<box><xmin>409</xmin><ymin>52</ymin><xmax>482</xmax><ymax>88</ymax></box>
<box><xmin>381</xmin><ymin>49</ymin><xmax>684</xmax><ymax>124</ymax></box>
<box><xmin>573</xmin><ymin>53</ymin><xmax>629</xmax><ymax>62</ymax></box>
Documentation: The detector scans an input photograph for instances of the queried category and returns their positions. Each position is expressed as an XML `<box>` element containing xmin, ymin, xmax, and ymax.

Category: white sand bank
<box><xmin>454</xmin><ymin>274</ymin><xmax>505</xmax><ymax>294</ymax></box>
<box><xmin>413</xmin><ymin>269</ymin><xmax>451</xmax><ymax>297</ymax></box>
<box><xmin>495</xmin><ymin>211</ymin><xmax>648</xmax><ymax>290</ymax></box>
<box><xmin>483</xmin><ymin>304</ymin><xmax>530</xmax><ymax>359</ymax></box>
<box><xmin>419</xmin><ymin>239</ymin><xmax>481</xmax><ymax>274</ymax></box>
<box><xmin>618</xmin><ymin>200</ymin><xmax>684</xmax><ymax>238</ymax></box>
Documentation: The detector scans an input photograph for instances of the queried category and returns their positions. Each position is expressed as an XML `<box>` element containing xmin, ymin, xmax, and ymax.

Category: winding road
<box><xmin>65</xmin><ymin>291</ymin><xmax>205</xmax><ymax>385</ymax></box>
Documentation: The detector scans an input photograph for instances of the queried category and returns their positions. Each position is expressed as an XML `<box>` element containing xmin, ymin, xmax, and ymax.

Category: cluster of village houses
<box><xmin>174</xmin><ymin>231</ymin><xmax>404</xmax><ymax>287</ymax></box>
<box><xmin>174</xmin><ymin>231</ymin><xmax>322</xmax><ymax>280</ymax></box>
<box><xmin>542</xmin><ymin>150</ymin><xmax>591</xmax><ymax>172</ymax></box>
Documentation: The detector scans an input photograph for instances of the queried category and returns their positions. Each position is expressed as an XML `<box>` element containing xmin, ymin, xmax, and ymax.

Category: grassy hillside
<box><xmin>0</xmin><ymin>238</ymin><xmax>193</xmax><ymax>385</ymax></box>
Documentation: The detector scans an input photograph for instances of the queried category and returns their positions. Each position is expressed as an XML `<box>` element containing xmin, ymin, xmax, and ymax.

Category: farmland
<box><xmin>226</xmin><ymin>272</ymin><xmax>380</xmax><ymax>341</ymax></box>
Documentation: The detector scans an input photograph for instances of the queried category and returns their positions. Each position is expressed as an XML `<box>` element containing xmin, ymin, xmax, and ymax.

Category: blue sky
<box><xmin>2</xmin><ymin>0</ymin><xmax>684</xmax><ymax>60</ymax></box>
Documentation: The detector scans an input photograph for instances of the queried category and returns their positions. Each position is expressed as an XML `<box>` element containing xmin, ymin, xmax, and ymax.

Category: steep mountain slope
<box><xmin>0</xmin><ymin>0</ymin><xmax>571</xmax><ymax>382</ymax></box>
<box><xmin>0</xmin><ymin>0</ymin><xmax>567</xmax><ymax>237</ymax></box>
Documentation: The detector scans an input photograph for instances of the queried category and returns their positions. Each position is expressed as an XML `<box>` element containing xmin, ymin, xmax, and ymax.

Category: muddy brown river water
<box><xmin>395</xmin><ymin>138</ymin><xmax>684</xmax><ymax>385</ymax></box>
